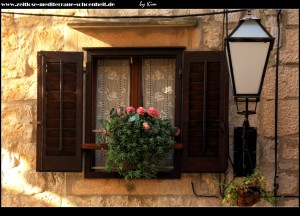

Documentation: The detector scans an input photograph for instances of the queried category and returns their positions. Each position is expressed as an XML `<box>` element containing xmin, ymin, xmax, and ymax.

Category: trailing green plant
<box><xmin>97</xmin><ymin>106</ymin><xmax>180</xmax><ymax>180</ymax></box>
<box><xmin>221</xmin><ymin>169</ymin><xmax>280</xmax><ymax>206</ymax></box>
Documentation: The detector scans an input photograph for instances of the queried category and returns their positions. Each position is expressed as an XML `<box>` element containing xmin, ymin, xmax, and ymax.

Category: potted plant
<box><xmin>97</xmin><ymin>106</ymin><xmax>180</xmax><ymax>180</ymax></box>
<box><xmin>222</xmin><ymin>169</ymin><xmax>278</xmax><ymax>206</ymax></box>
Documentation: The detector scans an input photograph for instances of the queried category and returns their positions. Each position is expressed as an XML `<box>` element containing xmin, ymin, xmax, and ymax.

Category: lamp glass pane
<box><xmin>229</xmin><ymin>41</ymin><xmax>270</xmax><ymax>94</ymax></box>
<box><xmin>231</xmin><ymin>20</ymin><xmax>269</xmax><ymax>38</ymax></box>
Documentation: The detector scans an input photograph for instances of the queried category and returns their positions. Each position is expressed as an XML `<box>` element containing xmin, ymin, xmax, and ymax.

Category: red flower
<box><xmin>137</xmin><ymin>107</ymin><xmax>146</xmax><ymax>116</ymax></box>
<box><xmin>126</xmin><ymin>106</ymin><xmax>135</xmax><ymax>114</ymax></box>
<box><xmin>148</xmin><ymin>107</ymin><xmax>160</xmax><ymax>118</ymax></box>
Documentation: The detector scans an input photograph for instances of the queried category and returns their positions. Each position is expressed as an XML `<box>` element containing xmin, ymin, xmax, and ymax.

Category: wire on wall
<box><xmin>1</xmin><ymin>9</ymin><xmax>247</xmax><ymax>19</ymax></box>
<box><xmin>274</xmin><ymin>9</ymin><xmax>282</xmax><ymax>201</ymax></box>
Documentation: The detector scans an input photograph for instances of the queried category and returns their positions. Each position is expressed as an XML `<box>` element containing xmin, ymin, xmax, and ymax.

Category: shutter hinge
<box><xmin>179</xmin><ymin>68</ymin><xmax>182</xmax><ymax>79</ymax></box>
<box><xmin>130</xmin><ymin>57</ymin><xmax>133</xmax><ymax>64</ymax></box>
<box><xmin>30</xmin><ymin>121</ymin><xmax>42</xmax><ymax>125</ymax></box>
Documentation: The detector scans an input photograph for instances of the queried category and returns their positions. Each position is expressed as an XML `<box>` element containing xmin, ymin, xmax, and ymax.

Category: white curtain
<box><xmin>142</xmin><ymin>58</ymin><xmax>176</xmax><ymax>123</ymax></box>
<box><xmin>142</xmin><ymin>58</ymin><xmax>176</xmax><ymax>170</ymax></box>
<box><xmin>96</xmin><ymin>59</ymin><xmax>130</xmax><ymax>129</ymax></box>
<box><xmin>95</xmin><ymin>59</ymin><xmax>130</xmax><ymax>168</ymax></box>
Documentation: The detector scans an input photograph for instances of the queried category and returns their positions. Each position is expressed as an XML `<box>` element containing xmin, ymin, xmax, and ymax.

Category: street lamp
<box><xmin>225</xmin><ymin>10</ymin><xmax>275</xmax><ymax>176</ymax></box>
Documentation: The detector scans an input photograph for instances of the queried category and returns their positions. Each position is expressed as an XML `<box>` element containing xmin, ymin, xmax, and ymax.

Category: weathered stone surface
<box><xmin>281</xmin><ymin>136</ymin><xmax>299</xmax><ymax>160</ymax></box>
<box><xmin>1</xmin><ymin>77</ymin><xmax>36</xmax><ymax>102</ymax></box>
<box><xmin>277</xmin><ymin>198</ymin><xmax>299</xmax><ymax>207</ymax></box>
<box><xmin>1</xmin><ymin>27</ymin><xmax>18</xmax><ymax>51</ymax></box>
<box><xmin>88</xmin><ymin>9</ymin><xmax>138</xmax><ymax>16</ymax></box>
<box><xmin>66</xmin><ymin>173</ymin><xmax>221</xmax><ymax>197</ymax></box>
<box><xmin>1</xmin><ymin>170</ymin><xmax>46</xmax><ymax>195</ymax></box>
<box><xmin>259</xmin><ymin>100</ymin><xmax>298</xmax><ymax>137</ymax></box>
<box><xmin>262</xmin><ymin>66</ymin><xmax>299</xmax><ymax>100</ymax></box>
<box><xmin>256</xmin><ymin>137</ymin><xmax>275</xmax><ymax>164</ymax></box>
<box><xmin>203</xmin><ymin>24</ymin><xmax>222</xmax><ymax>50</ymax></box>
<box><xmin>1</xmin><ymin>13</ymin><xmax>14</xmax><ymax>26</ymax></box>
<box><xmin>279</xmin><ymin>162</ymin><xmax>299</xmax><ymax>171</ymax></box>
<box><xmin>138</xmin><ymin>9</ymin><xmax>173</xmax><ymax>16</ymax></box>
<box><xmin>280</xmin><ymin>28</ymin><xmax>299</xmax><ymax>64</ymax></box>
<box><xmin>62</xmin><ymin>195</ymin><xmax>223</xmax><ymax>207</ymax></box>
<box><xmin>172</xmin><ymin>9</ymin><xmax>189</xmax><ymax>16</ymax></box>
<box><xmin>70</xmin><ymin>27</ymin><xmax>192</xmax><ymax>48</ymax></box>
<box><xmin>18</xmin><ymin>192</ymin><xmax>62</xmax><ymax>207</ymax></box>
<box><xmin>1</xmin><ymin>103</ymin><xmax>35</xmax><ymax>143</ymax></box>
<box><xmin>33</xmin><ymin>27</ymin><xmax>64</xmax><ymax>51</ymax></box>
<box><xmin>214</xmin><ymin>9</ymin><xmax>243</xmax><ymax>23</ymax></box>
<box><xmin>286</xmin><ymin>9</ymin><xmax>299</xmax><ymax>26</ymax></box>
<box><xmin>277</xmin><ymin>172</ymin><xmax>298</xmax><ymax>195</ymax></box>
<box><xmin>1</xmin><ymin>196</ymin><xmax>20</xmax><ymax>207</ymax></box>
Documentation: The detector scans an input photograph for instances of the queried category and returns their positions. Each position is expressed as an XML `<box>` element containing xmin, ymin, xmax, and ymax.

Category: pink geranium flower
<box><xmin>175</xmin><ymin>129</ymin><xmax>180</xmax><ymax>136</ymax></box>
<box><xmin>126</xmin><ymin>106</ymin><xmax>135</xmax><ymax>114</ymax></box>
<box><xmin>148</xmin><ymin>107</ymin><xmax>160</xmax><ymax>118</ymax></box>
<box><xmin>143</xmin><ymin>122</ymin><xmax>151</xmax><ymax>130</ymax></box>
<box><xmin>117</xmin><ymin>107</ymin><xmax>121</xmax><ymax>114</ymax></box>
<box><xmin>137</xmin><ymin>107</ymin><xmax>146</xmax><ymax>116</ymax></box>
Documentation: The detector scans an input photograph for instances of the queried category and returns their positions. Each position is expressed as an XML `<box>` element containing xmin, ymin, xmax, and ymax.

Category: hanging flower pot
<box><xmin>233</xmin><ymin>188</ymin><xmax>260</xmax><ymax>206</ymax></box>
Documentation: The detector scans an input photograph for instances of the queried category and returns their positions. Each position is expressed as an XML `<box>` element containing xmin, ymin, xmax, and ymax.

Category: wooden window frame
<box><xmin>83</xmin><ymin>47</ymin><xmax>184</xmax><ymax>178</ymax></box>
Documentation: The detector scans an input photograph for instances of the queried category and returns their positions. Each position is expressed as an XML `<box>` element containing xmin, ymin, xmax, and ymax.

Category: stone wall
<box><xmin>1</xmin><ymin>9</ymin><xmax>298</xmax><ymax>207</ymax></box>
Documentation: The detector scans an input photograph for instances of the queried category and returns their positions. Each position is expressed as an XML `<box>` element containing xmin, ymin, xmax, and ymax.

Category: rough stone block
<box><xmin>1</xmin><ymin>77</ymin><xmax>37</xmax><ymax>102</ymax></box>
<box><xmin>281</xmin><ymin>136</ymin><xmax>299</xmax><ymax>160</ymax></box>
<box><xmin>280</xmin><ymin>28</ymin><xmax>299</xmax><ymax>64</ymax></box>
<box><xmin>18</xmin><ymin>192</ymin><xmax>62</xmax><ymax>207</ymax></box>
<box><xmin>215</xmin><ymin>9</ymin><xmax>243</xmax><ymax>23</ymax></box>
<box><xmin>256</xmin><ymin>137</ymin><xmax>275</xmax><ymax>164</ymax></box>
<box><xmin>259</xmin><ymin>100</ymin><xmax>298</xmax><ymax>137</ymax></box>
<box><xmin>34</xmin><ymin>27</ymin><xmax>64</xmax><ymax>51</ymax></box>
<box><xmin>138</xmin><ymin>9</ymin><xmax>173</xmax><ymax>16</ymax></box>
<box><xmin>276</xmin><ymin>198</ymin><xmax>299</xmax><ymax>207</ymax></box>
<box><xmin>203</xmin><ymin>24</ymin><xmax>222</xmax><ymax>50</ymax></box>
<box><xmin>286</xmin><ymin>9</ymin><xmax>299</xmax><ymax>26</ymax></box>
<box><xmin>262</xmin><ymin>66</ymin><xmax>299</xmax><ymax>100</ymax></box>
<box><xmin>1</xmin><ymin>196</ymin><xmax>20</xmax><ymax>207</ymax></box>
<box><xmin>277</xmin><ymin>172</ymin><xmax>298</xmax><ymax>195</ymax></box>
<box><xmin>1</xmin><ymin>103</ymin><xmax>35</xmax><ymax>146</ymax></box>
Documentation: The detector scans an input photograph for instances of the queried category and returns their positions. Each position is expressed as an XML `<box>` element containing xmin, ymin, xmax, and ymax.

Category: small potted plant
<box><xmin>97</xmin><ymin>106</ymin><xmax>180</xmax><ymax>180</ymax></box>
<box><xmin>222</xmin><ymin>169</ymin><xmax>278</xmax><ymax>206</ymax></box>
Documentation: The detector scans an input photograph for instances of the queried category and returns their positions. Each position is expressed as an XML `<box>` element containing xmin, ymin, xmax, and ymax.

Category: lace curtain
<box><xmin>143</xmin><ymin>58</ymin><xmax>176</xmax><ymax>170</ymax></box>
<box><xmin>142</xmin><ymin>58</ymin><xmax>176</xmax><ymax>123</ymax></box>
<box><xmin>96</xmin><ymin>59</ymin><xmax>130</xmax><ymax>129</ymax></box>
<box><xmin>95</xmin><ymin>59</ymin><xmax>130</xmax><ymax>168</ymax></box>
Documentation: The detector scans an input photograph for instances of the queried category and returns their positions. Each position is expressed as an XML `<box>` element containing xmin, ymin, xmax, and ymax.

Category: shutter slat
<box><xmin>182</xmin><ymin>51</ymin><xmax>229</xmax><ymax>172</ymax></box>
<box><xmin>37</xmin><ymin>51</ymin><xmax>83</xmax><ymax>172</ymax></box>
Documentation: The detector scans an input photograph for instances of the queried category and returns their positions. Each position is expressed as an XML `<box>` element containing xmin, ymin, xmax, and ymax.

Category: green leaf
<box><xmin>128</xmin><ymin>114</ymin><xmax>139</xmax><ymax>122</ymax></box>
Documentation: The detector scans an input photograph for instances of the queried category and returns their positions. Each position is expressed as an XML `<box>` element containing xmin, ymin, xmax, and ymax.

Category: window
<box><xmin>84</xmin><ymin>47</ymin><xmax>183</xmax><ymax>178</ymax></box>
<box><xmin>36</xmin><ymin>48</ymin><xmax>229</xmax><ymax>178</ymax></box>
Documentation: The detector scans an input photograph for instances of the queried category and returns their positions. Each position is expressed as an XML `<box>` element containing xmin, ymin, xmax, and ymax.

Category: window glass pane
<box><xmin>142</xmin><ymin>58</ymin><xmax>176</xmax><ymax>170</ymax></box>
<box><xmin>95</xmin><ymin>59</ymin><xmax>130</xmax><ymax>168</ymax></box>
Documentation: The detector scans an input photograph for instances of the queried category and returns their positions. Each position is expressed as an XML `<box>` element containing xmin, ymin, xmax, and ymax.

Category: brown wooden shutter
<box><xmin>182</xmin><ymin>51</ymin><xmax>229</xmax><ymax>172</ymax></box>
<box><xmin>37</xmin><ymin>51</ymin><xmax>83</xmax><ymax>171</ymax></box>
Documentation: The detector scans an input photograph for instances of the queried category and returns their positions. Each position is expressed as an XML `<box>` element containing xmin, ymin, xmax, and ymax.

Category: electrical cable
<box><xmin>1</xmin><ymin>9</ymin><xmax>247</xmax><ymax>19</ymax></box>
<box><xmin>274</xmin><ymin>9</ymin><xmax>282</xmax><ymax>203</ymax></box>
